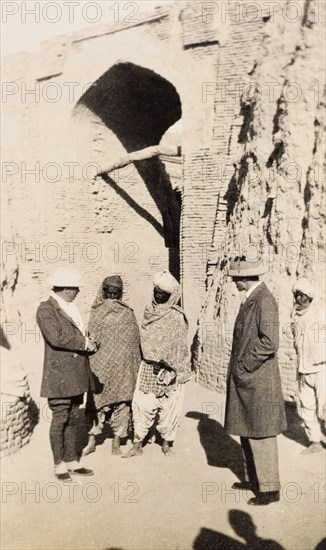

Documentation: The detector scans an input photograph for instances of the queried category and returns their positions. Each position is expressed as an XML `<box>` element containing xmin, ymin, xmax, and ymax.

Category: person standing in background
<box><xmin>291</xmin><ymin>277</ymin><xmax>326</xmax><ymax>454</ymax></box>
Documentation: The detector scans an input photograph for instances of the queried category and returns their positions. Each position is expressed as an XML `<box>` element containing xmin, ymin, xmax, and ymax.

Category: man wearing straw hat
<box><xmin>36</xmin><ymin>266</ymin><xmax>98</xmax><ymax>481</ymax></box>
<box><xmin>225</xmin><ymin>256</ymin><xmax>286</xmax><ymax>506</ymax></box>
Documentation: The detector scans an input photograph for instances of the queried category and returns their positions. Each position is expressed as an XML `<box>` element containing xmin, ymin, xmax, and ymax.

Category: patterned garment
<box><xmin>88</xmin><ymin>281</ymin><xmax>142</xmax><ymax>409</ymax></box>
<box><xmin>138</xmin><ymin>361</ymin><xmax>171</xmax><ymax>397</ymax></box>
<box><xmin>138</xmin><ymin>285</ymin><xmax>191</xmax><ymax>396</ymax></box>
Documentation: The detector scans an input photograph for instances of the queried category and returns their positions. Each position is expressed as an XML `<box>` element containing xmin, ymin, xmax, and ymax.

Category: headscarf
<box><xmin>91</xmin><ymin>276</ymin><xmax>123</xmax><ymax>309</ymax></box>
<box><xmin>102</xmin><ymin>275</ymin><xmax>123</xmax><ymax>290</ymax></box>
<box><xmin>292</xmin><ymin>277</ymin><xmax>315</xmax><ymax>299</ymax></box>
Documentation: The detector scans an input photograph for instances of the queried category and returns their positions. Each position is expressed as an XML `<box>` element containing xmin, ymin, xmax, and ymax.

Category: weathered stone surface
<box><xmin>1</xmin><ymin>0</ymin><xmax>325</xmax><ymax>406</ymax></box>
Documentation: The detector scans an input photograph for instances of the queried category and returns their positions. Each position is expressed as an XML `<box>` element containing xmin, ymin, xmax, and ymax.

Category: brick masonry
<box><xmin>1</xmin><ymin>0</ymin><xmax>325</xmax><ymax>422</ymax></box>
<box><xmin>0</xmin><ymin>376</ymin><xmax>33</xmax><ymax>458</ymax></box>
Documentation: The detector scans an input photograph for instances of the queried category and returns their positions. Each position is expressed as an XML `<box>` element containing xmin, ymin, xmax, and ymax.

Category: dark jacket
<box><xmin>37</xmin><ymin>296</ymin><xmax>95</xmax><ymax>398</ymax></box>
<box><xmin>225</xmin><ymin>283</ymin><xmax>287</xmax><ymax>438</ymax></box>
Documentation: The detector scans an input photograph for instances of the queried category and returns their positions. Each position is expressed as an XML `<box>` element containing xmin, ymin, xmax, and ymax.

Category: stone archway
<box><xmin>74</xmin><ymin>62</ymin><xmax>182</xmax><ymax>278</ymax></box>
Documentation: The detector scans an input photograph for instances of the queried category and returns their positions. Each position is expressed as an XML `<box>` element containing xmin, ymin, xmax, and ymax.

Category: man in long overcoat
<box><xmin>36</xmin><ymin>266</ymin><xmax>97</xmax><ymax>481</ymax></box>
<box><xmin>225</xmin><ymin>258</ymin><xmax>287</xmax><ymax>505</ymax></box>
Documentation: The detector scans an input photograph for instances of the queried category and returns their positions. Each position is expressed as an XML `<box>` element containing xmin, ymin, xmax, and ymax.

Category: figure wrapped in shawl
<box><xmin>123</xmin><ymin>270</ymin><xmax>191</xmax><ymax>458</ymax></box>
<box><xmin>82</xmin><ymin>276</ymin><xmax>141</xmax><ymax>456</ymax></box>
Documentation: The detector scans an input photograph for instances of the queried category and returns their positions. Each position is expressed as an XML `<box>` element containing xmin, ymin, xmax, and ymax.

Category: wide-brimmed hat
<box><xmin>49</xmin><ymin>266</ymin><xmax>83</xmax><ymax>288</ymax></box>
<box><xmin>228</xmin><ymin>259</ymin><xmax>267</xmax><ymax>277</ymax></box>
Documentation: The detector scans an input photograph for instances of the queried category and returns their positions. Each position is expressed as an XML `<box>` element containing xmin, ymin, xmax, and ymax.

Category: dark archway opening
<box><xmin>77</xmin><ymin>62</ymin><xmax>181</xmax><ymax>152</ymax></box>
<box><xmin>76</xmin><ymin>63</ymin><xmax>182</xmax><ymax>278</ymax></box>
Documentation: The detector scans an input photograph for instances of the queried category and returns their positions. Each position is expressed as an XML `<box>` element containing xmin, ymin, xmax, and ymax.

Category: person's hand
<box><xmin>86</xmin><ymin>337</ymin><xmax>98</xmax><ymax>352</ymax></box>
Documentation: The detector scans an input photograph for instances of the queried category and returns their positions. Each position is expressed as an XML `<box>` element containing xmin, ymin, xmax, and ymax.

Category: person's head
<box><xmin>49</xmin><ymin>267</ymin><xmax>82</xmax><ymax>303</ymax></box>
<box><xmin>231</xmin><ymin>275</ymin><xmax>259</xmax><ymax>292</ymax></box>
<box><xmin>53</xmin><ymin>287</ymin><xmax>80</xmax><ymax>302</ymax></box>
<box><xmin>153</xmin><ymin>286</ymin><xmax>171</xmax><ymax>304</ymax></box>
<box><xmin>152</xmin><ymin>270</ymin><xmax>179</xmax><ymax>305</ymax></box>
<box><xmin>102</xmin><ymin>275</ymin><xmax>123</xmax><ymax>301</ymax></box>
<box><xmin>292</xmin><ymin>278</ymin><xmax>314</xmax><ymax>310</ymax></box>
<box><xmin>228</xmin><ymin>256</ymin><xmax>267</xmax><ymax>292</ymax></box>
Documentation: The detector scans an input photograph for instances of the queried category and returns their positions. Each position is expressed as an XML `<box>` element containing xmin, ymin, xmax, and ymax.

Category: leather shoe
<box><xmin>248</xmin><ymin>491</ymin><xmax>280</xmax><ymax>506</ymax></box>
<box><xmin>68</xmin><ymin>467</ymin><xmax>94</xmax><ymax>476</ymax></box>
<box><xmin>55</xmin><ymin>472</ymin><xmax>72</xmax><ymax>482</ymax></box>
<box><xmin>232</xmin><ymin>481</ymin><xmax>252</xmax><ymax>491</ymax></box>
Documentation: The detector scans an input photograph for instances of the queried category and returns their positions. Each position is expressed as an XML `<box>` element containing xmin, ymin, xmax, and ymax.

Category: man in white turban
<box><xmin>123</xmin><ymin>270</ymin><xmax>191</xmax><ymax>457</ymax></box>
<box><xmin>291</xmin><ymin>277</ymin><xmax>326</xmax><ymax>454</ymax></box>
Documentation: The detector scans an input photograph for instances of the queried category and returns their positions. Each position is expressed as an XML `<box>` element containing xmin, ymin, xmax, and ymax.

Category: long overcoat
<box><xmin>37</xmin><ymin>296</ymin><xmax>95</xmax><ymax>398</ymax></box>
<box><xmin>224</xmin><ymin>283</ymin><xmax>287</xmax><ymax>438</ymax></box>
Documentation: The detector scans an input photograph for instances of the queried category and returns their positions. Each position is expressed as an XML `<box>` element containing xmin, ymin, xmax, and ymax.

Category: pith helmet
<box><xmin>49</xmin><ymin>266</ymin><xmax>83</xmax><ymax>287</ymax></box>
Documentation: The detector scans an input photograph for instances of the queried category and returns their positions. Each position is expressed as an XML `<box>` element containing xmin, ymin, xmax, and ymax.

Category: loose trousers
<box><xmin>298</xmin><ymin>370</ymin><xmax>326</xmax><ymax>443</ymax></box>
<box><xmin>132</xmin><ymin>384</ymin><xmax>185</xmax><ymax>442</ymax></box>
<box><xmin>241</xmin><ymin>436</ymin><xmax>281</xmax><ymax>493</ymax></box>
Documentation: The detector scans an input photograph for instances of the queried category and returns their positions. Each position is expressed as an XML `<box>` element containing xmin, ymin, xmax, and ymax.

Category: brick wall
<box><xmin>2</xmin><ymin>0</ymin><xmax>325</xmax><ymax>407</ymax></box>
<box><xmin>193</xmin><ymin>0</ymin><xmax>326</xmax><ymax>399</ymax></box>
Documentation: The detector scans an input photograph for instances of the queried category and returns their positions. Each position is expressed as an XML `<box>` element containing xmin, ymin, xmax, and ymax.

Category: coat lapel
<box><xmin>240</xmin><ymin>282</ymin><xmax>265</xmax><ymax>314</ymax></box>
<box><xmin>48</xmin><ymin>296</ymin><xmax>82</xmax><ymax>332</ymax></box>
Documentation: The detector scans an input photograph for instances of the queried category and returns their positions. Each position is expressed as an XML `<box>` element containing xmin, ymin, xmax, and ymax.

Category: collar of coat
<box><xmin>47</xmin><ymin>295</ymin><xmax>83</xmax><ymax>332</ymax></box>
<box><xmin>240</xmin><ymin>282</ymin><xmax>266</xmax><ymax>311</ymax></box>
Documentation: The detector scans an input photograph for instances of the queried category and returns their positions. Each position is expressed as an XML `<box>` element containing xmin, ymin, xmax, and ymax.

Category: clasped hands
<box><xmin>86</xmin><ymin>336</ymin><xmax>99</xmax><ymax>353</ymax></box>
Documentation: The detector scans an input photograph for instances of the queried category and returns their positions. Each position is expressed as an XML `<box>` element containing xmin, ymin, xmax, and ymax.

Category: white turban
<box><xmin>292</xmin><ymin>277</ymin><xmax>315</xmax><ymax>299</ymax></box>
<box><xmin>153</xmin><ymin>270</ymin><xmax>179</xmax><ymax>294</ymax></box>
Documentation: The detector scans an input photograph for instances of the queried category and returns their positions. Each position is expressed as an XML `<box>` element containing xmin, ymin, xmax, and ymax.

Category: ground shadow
<box><xmin>193</xmin><ymin>510</ymin><xmax>284</xmax><ymax>549</ymax></box>
<box><xmin>186</xmin><ymin>412</ymin><xmax>245</xmax><ymax>481</ymax></box>
<box><xmin>282</xmin><ymin>401</ymin><xmax>310</xmax><ymax>448</ymax></box>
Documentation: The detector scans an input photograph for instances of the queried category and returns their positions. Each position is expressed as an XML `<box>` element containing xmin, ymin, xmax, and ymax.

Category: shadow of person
<box><xmin>314</xmin><ymin>538</ymin><xmax>326</xmax><ymax>550</ymax></box>
<box><xmin>186</xmin><ymin>412</ymin><xmax>245</xmax><ymax>480</ymax></box>
<box><xmin>282</xmin><ymin>401</ymin><xmax>310</xmax><ymax>448</ymax></box>
<box><xmin>193</xmin><ymin>511</ymin><xmax>285</xmax><ymax>549</ymax></box>
<box><xmin>193</xmin><ymin>527</ymin><xmax>244</xmax><ymax>549</ymax></box>
<box><xmin>229</xmin><ymin>510</ymin><xmax>284</xmax><ymax>549</ymax></box>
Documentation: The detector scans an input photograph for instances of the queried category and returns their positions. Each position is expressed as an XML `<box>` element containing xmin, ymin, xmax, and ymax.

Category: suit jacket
<box><xmin>36</xmin><ymin>296</ymin><xmax>95</xmax><ymax>398</ymax></box>
<box><xmin>224</xmin><ymin>283</ymin><xmax>287</xmax><ymax>438</ymax></box>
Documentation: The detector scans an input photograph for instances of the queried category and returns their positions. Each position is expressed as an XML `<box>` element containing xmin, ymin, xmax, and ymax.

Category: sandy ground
<box><xmin>1</xmin><ymin>379</ymin><xmax>325</xmax><ymax>550</ymax></box>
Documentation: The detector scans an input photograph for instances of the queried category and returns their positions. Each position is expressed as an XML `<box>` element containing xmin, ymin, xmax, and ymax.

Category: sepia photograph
<box><xmin>1</xmin><ymin>1</ymin><xmax>325</xmax><ymax>549</ymax></box>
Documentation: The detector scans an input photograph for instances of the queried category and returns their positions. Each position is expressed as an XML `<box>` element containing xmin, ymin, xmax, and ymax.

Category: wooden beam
<box><xmin>96</xmin><ymin>145</ymin><xmax>179</xmax><ymax>177</ymax></box>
